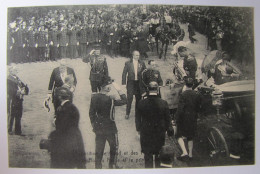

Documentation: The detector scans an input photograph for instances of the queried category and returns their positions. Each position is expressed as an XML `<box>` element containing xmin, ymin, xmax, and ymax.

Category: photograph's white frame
<box><xmin>0</xmin><ymin>0</ymin><xmax>259</xmax><ymax>174</ymax></box>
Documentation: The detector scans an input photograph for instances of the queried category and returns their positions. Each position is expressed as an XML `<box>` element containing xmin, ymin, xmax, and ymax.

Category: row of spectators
<box><xmin>7</xmin><ymin>5</ymin><xmax>182</xmax><ymax>64</ymax></box>
<box><xmin>7</xmin><ymin>5</ymin><xmax>254</xmax><ymax>65</ymax></box>
<box><xmin>175</xmin><ymin>6</ymin><xmax>254</xmax><ymax>64</ymax></box>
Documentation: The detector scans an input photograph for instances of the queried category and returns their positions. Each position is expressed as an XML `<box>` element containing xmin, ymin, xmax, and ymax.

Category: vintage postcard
<box><xmin>1</xmin><ymin>0</ymin><xmax>259</xmax><ymax>174</ymax></box>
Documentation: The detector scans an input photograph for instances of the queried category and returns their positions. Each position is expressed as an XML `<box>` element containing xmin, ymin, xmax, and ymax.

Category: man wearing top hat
<box><xmin>83</xmin><ymin>44</ymin><xmax>109</xmax><ymax>93</ymax></box>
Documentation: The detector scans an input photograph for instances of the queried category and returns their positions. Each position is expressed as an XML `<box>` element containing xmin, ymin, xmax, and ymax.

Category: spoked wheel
<box><xmin>207</xmin><ymin>127</ymin><xmax>229</xmax><ymax>165</ymax></box>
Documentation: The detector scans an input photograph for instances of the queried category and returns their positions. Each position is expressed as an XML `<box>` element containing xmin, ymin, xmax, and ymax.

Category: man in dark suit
<box><xmin>7</xmin><ymin>65</ymin><xmax>29</xmax><ymax>135</ymax></box>
<box><xmin>49</xmin><ymin>87</ymin><xmax>86</xmax><ymax>168</ymax></box>
<box><xmin>122</xmin><ymin>50</ymin><xmax>146</xmax><ymax>119</ymax></box>
<box><xmin>136</xmin><ymin>81</ymin><xmax>174</xmax><ymax>168</ymax></box>
<box><xmin>47</xmin><ymin>59</ymin><xmax>77</xmax><ymax>113</ymax></box>
<box><xmin>89</xmin><ymin>77</ymin><xmax>127</xmax><ymax>169</ymax></box>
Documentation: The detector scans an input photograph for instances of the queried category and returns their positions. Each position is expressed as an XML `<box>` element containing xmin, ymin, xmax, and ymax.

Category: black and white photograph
<box><xmin>0</xmin><ymin>0</ymin><xmax>259</xmax><ymax>174</ymax></box>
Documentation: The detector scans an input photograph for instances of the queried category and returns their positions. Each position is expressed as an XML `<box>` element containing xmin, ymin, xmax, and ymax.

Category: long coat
<box><xmin>136</xmin><ymin>30</ymin><xmax>149</xmax><ymax>53</ymax></box>
<box><xmin>49</xmin><ymin>101</ymin><xmax>86</xmax><ymax>168</ymax></box>
<box><xmin>175</xmin><ymin>89</ymin><xmax>202</xmax><ymax>139</ymax></box>
<box><xmin>136</xmin><ymin>95</ymin><xmax>172</xmax><ymax>154</ymax></box>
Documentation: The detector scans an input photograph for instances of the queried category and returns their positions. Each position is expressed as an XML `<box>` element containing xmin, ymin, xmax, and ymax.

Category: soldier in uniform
<box><xmin>136</xmin><ymin>81</ymin><xmax>174</xmax><ymax>168</ymax></box>
<box><xmin>111</xmin><ymin>26</ymin><xmax>122</xmax><ymax>58</ymax></box>
<box><xmin>7</xmin><ymin>65</ymin><xmax>29</xmax><ymax>135</ymax></box>
<box><xmin>12</xmin><ymin>23</ymin><xmax>27</xmax><ymax>63</ymax></box>
<box><xmin>141</xmin><ymin>60</ymin><xmax>163</xmax><ymax>95</ymax></box>
<box><xmin>177</xmin><ymin>46</ymin><xmax>198</xmax><ymax>81</ymax></box>
<box><xmin>136</xmin><ymin>25</ymin><xmax>149</xmax><ymax>59</ymax></box>
<box><xmin>48</xmin><ymin>25</ymin><xmax>60</xmax><ymax>61</ymax></box>
<box><xmin>89</xmin><ymin>76</ymin><xmax>127</xmax><ymax>169</ymax></box>
<box><xmin>67</xmin><ymin>24</ymin><xmax>79</xmax><ymax>59</ymax></box>
<box><xmin>36</xmin><ymin>25</ymin><xmax>48</xmax><ymax>61</ymax></box>
<box><xmin>87</xmin><ymin>23</ymin><xmax>98</xmax><ymax>53</ymax></box>
<box><xmin>27</xmin><ymin>25</ymin><xmax>37</xmax><ymax>62</ymax></box>
<box><xmin>83</xmin><ymin>44</ymin><xmax>109</xmax><ymax>93</ymax></box>
<box><xmin>77</xmin><ymin>25</ymin><xmax>88</xmax><ymax>58</ymax></box>
<box><xmin>57</xmin><ymin>25</ymin><xmax>69</xmax><ymax>58</ymax></box>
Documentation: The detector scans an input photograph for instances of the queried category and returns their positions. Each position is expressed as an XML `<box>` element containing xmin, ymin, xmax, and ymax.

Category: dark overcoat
<box><xmin>136</xmin><ymin>95</ymin><xmax>172</xmax><ymax>154</ymax></box>
<box><xmin>49</xmin><ymin>101</ymin><xmax>86</xmax><ymax>168</ymax></box>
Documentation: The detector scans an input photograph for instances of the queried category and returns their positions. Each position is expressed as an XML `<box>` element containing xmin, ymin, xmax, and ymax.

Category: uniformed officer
<box><xmin>57</xmin><ymin>25</ymin><xmax>69</xmax><ymax>58</ymax></box>
<box><xmin>83</xmin><ymin>44</ymin><xmax>109</xmax><ymax>93</ymax></box>
<box><xmin>12</xmin><ymin>24</ymin><xmax>27</xmax><ymax>63</ymax></box>
<box><xmin>27</xmin><ymin>25</ymin><xmax>37</xmax><ymax>62</ymax></box>
<box><xmin>177</xmin><ymin>46</ymin><xmax>198</xmax><ymax>81</ymax></box>
<box><xmin>48</xmin><ymin>25</ymin><xmax>60</xmax><ymax>61</ymax></box>
<box><xmin>89</xmin><ymin>77</ymin><xmax>127</xmax><ymax>169</ymax></box>
<box><xmin>36</xmin><ymin>25</ymin><xmax>48</xmax><ymax>61</ymax></box>
<box><xmin>141</xmin><ymin>60</ymin><xmax>163</xmax><ymax>95</ymax></box>
<box><xmin>7</xmin><ymin>65</ymin><xmax>29</xmax><ymax>135</ymax></box>
<box><xmin>67</xmin><ymin>24</ymin><xmax>79</xmax><ymax>58</ymax></box>
<box><xmin>77</xmin><ymin>25</ymin><xmax>88</xmax><ymax>58</ymax></box>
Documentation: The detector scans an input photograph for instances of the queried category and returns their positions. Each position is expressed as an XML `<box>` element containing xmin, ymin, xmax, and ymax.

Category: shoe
<box><xmin>15</xmin><ymin>132</ymin><xmax>25</xmax><ymax>136</ymax></box>
<box><xmin>8</xmin><ymin>131</ymin><xmax>13</xmax><ymax>135</ymax></box>
<box><xmin>125</xmin><ymin>115</ymin><xmax>129</xmax><ymax>119</ymax></box>
<box><xmin>189</xmin><ymin>157</ymin><xmax>193</xmax><ymax>161</ymax></box>
<box><xmin>177</xmin><ymin>155</ymin><xmax>189</xmax><ymax>162</ymax></box>
<box><xmin>230</xmin><ymin>153</ymin><xmax>240</xmax><ymax>159</ymax></box>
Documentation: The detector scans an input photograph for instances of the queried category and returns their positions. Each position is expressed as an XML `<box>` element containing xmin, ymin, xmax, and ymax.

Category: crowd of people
<box><xmin>7</xmin><ymin>5</ymin><xmax>184</xmax><ymax>64</ymax></box>
<box><xmin>176</xmin><ymin>6</ymin><xmax>254</xmax><ymax>64</ymax></box>
<box><xmin>7</xmin><ymin>4</ymin><xmax>254</xmax><ymax>169</ymax></box>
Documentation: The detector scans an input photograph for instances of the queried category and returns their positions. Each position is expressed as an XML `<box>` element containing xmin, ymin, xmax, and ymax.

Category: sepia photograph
<box><xmin>0</xmin><ymin>0</ymin><xmax>259</xmax><ymax>174</ymax></box>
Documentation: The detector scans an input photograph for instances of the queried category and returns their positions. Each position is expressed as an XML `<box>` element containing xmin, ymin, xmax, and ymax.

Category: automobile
<box><xmin>162</xmin><ymin>49</ymin><xmax>255</xmax><ymax>165</ymax></box>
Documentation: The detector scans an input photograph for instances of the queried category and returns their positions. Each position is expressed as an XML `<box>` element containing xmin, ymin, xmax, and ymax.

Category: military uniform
<box><xmin>7</xmin><ymin>74</ymin><xmax>29</xmax><ymax>135</ymax></box>
<box><xmin>27</xmin><ymin>27</ymin><xmax>37</xmax><ymax>62</ymax></box>
<box><xmin>36</xmin><ymin>29</ymin><xmax>48</xmax><ymax>61</ymax></box>
<box><xmin>89</xmin><ymin>92</ymin><xmax>127</xmax><ymax>168</ymax></box>
<box><xmin>57</xmin><ymin>28</ymin><xmax>69</xmax><ymax>58</ymax></box>
<box><xmin>67</xmin><ymin>28</ymin><xmax>79</xmax><ymax>58</ymax></box>
<box><xmin>141</xmin><ymin>68</ymin><xmax>163</xmax><ymax>94</ymax></box>
<box><xmin>48</xmin><ymin>29</ymin><xmax>60</xmax><ymax>60</ymax></box>
<box><xmin>12</xmin><ymin>27</ymin><xmax>27</xmax><ymax>63</ymax></box>
<box><xmin>183</xmin><ymin>54</ymin><xmax>198</xmax><ymax>80</ymax></box>
<box><xmin>85</xmin><ymin>54</ymin><xmax>109</xmax><ymax>92</ymax></box>
<box><xmin>78</xmin><ymin>27</ymin><xmax>88</xmax><ymax>58</ymax></box>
